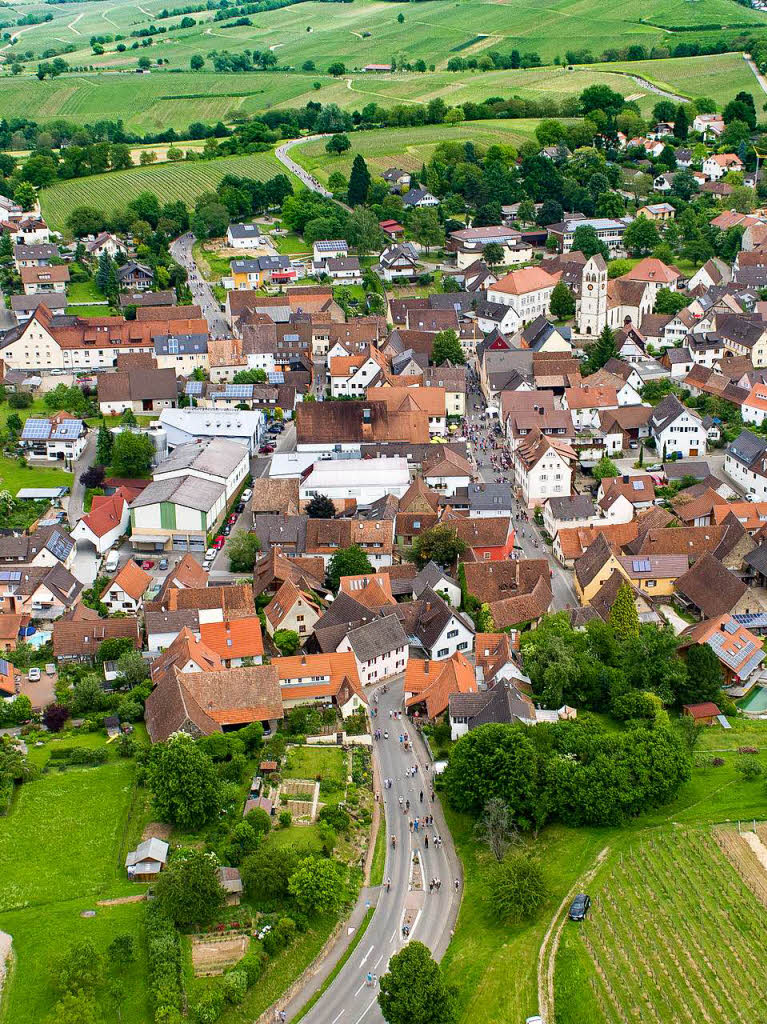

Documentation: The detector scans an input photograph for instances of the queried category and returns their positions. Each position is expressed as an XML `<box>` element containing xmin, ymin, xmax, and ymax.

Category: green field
<box><xmin>1</xmin><ymin>50</ymin><xmax>756</xmax><ymax>136</ymax></box>
<box><xmin>0</xmin><ymin>752</ymin><xmax>152</xmax><ymax>1023</ymax></box>
<box><xmin>555</xmin><ymin>827</ymin><xmax>767</xmax><ymax>1024</ymax></box>
<box><xmin>291</xmin><ymin>119</ymin><xmax>543</xmax><ymax>184</ymax></box>
<box><xmin>4</xmin><ymin>0</ymin><xmax>767</xmax><ymax>75</ymax></box>
<box><xmin>39</xmin><ymin>150</ymin><xmax>282</xmax><ymax>233</ymax></box>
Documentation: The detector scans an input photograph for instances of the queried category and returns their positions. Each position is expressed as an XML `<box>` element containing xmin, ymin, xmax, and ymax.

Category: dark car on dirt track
<box><xmin>568</xmin><ymin>894</ymin><xmax>591</xmax><ymax>921</ymax></box>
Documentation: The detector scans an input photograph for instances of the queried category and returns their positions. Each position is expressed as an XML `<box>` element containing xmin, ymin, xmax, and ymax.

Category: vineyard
<box><xmin>558</xmin><ymin>828</ymin><xmax>767</xmax><ymax>1024</ymax></box>
<box><xmin>39</xmin><ymin>151</ymin><xmax>283</xmax><ymax>235</ymax></box>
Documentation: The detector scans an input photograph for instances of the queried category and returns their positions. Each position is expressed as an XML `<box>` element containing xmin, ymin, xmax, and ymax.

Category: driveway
<box><xmin>170</xmin><ymin>233</ymin><xmax>232</xmax><ymax>338</ymax></box>
<box><xmin>278</xmin><ymin>680</ymin><xmax>460</xmax><ymax>1024</ymax></box>
<box><xmin>66</xmin><ymin>431</ymin><xmax>97</xmax><ymax>528</ymax></box>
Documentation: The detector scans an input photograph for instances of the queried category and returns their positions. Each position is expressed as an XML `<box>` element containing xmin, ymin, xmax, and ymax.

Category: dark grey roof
<box><xmin>546</xmin><ymin>494</ymin><xmax>598</xmax><ymax>521</ymax></box>
<box><xmin>745</xmin><ymin>544</ymin><xmax>767</xmax><ymax>576</ymax></box>
<box><xmin>650</xmin><ymin>394</ymin><xmax>689</xmax><ymax>433</ymax></box>
<box><xmin>662</xmin><ymin>461</ymin><xmax>711</xmax><ymax>480</ymax></box>
<box><xmin>252</xmin><ymin>514</ymin><xmax>307</xmax><ymax>554</ymax></box>
<box><xmin>466</xmin><ymin>482</ymin><xmax>512</xmax><ymax>512</ymax></box>
<box><xmin>153</xmin><ymin>333</ymin><xmax>208</xmax><ymax>355</ymax></box>
<box><xmin>346</xmin><ymin>613</ymin><xmax>408</xmax><ymax>662</ymax></box>
<box><xmin>464</xmin><ymin>681</ymin><xmax>535</xmax><ymax>728</ymax></box>
<box><xmin>10</xmin><ymin>293</ymin><xmax>67</xmax><ymax>313</ymax></box>
<box><xmin>412</xmin><ymin>561</ymin><xmax>455</xmax><ymax>597</ymax></box>
<box><xmin>727</xmin><ymin>429</ymin><xmax>767</xmax><ymax>468</ymax></box>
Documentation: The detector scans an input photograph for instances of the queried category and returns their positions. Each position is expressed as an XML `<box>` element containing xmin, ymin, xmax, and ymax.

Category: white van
<box><xmin>104</xmin><ymin>550</ymin><xmax>120</xmax><ymax>573</ymax></box>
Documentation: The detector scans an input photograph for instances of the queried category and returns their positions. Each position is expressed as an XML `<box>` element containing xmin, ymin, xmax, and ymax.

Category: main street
<box><xmin>169</xmin><ymin>232</ymin><xmax>232</xmax><ymax>338</ymax></box>
<box><xmin>280</xmin><ymin>680</ymin><xmax>460</xmax><ymax>1024</ymax></box>
<box><xmin>465</xmin><ymin>382</ymin><xmax>580</xmax><ymax>611</ymax></box>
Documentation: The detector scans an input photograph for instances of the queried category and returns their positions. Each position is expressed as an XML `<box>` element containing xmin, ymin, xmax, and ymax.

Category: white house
<box><xmin>227</xmin><ymin>223</ymin><xmax>264</xmax><ymax>248</ymax></box>
<box><xmin>337</xmin><ymin>614</ymin><xmax>409</xmax><ymax>686</ymax></box>
<box><xmin>411</xmin><ymin>589</ymin><xmax>475</xmax><ymax>660</ymax></box>
<box><xmin>562</xmin><ymin>384</ymin><xmax>619</xmax><ymax>430</ymax></box>
<box><xmin>313</xmin><ymin>239</ymin><xmax>348</xmax><ymax>263</ymax></box>
<box><xmin>101</xmin><ymin>560</ymin><xmax>152</xmax><ymax>614</ymax></box>
<box><xmin>702</xmin><ymin>154</ymin><xmax>743</xmax><ymax>180</ymax></box>
<box><xmin>475</xmin><ymin>299</ymin><xmax>521</xmax><ymax>335</ymax></box>
<box><xmin>329</xmin><ymin>348</ymin><xmax>387</xmax><ymax>397</ymax></box>
<box><xmin>742</xmin><ymin>384</ymin><xmax>767</xmax><ymax>427</ymax></box>
<box><xmin>412</xmin><ymin>561</ymin><xmax>462</xmax><ymax>608</ymax></box>
<box><xmin>152</xmin><ymin>439</ymin><xmax>249</xmax><ymax>501</ymax></box>
<box><xmin>486</xmin><ymin>266</ymin><xmax>557</xmax><ymax>324</ymax></box>
<box><xmin>300</xmin><ymin>457</ymin><xmax>411</xmax><ymax>506</ymax></box>
<box><xmin>158</xmin><ymin>408</ymin><xmax>264</xmax><ymax>453</ymax></box>
<box><xmin>374</xmin><ymin>243</ymin><xmax>421</xmax><ymax>283</ymax></box>
<box><xmin>513</xmin><ymin>427</ymin><xmax>575</xmax><ymax>507</ymax></box>
<box><xmin>20</xmin><ymin>415</ymin><xmax>87</xmax><ymax>468</ymax></box>
<box><xmin>322</xmin><ymin>257</ymin><xmax>362</xmax><ymax>284</ymax></box>
<box><xmin>649</xmin><ymin>394</ymin><xmax>707</xmax><ymax>459</ymax></box>
<box><xmin>71</xmin><ymin>493</ymin><xmax>130</xmax><ymax>555</ymax></box>
<box><xmin>402</xmin><ymin>187</ymin><xmax>439</xmax><ymax>208</ymax></box>
<box><xmin>725</xmin><ymin>430</ymin><xmax>767</xmax><ymax>500</ymax></box>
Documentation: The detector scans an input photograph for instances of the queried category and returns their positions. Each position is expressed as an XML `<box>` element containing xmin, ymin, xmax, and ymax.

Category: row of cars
<box><xmin>203</xmin><ymin>486</ymin><xmax>253</xmax><ymax>569</ymax></box>
<box><xmin>258</xmin><ymin>419</ymin><xmax>284</xmax><ymax>456</ymax></box>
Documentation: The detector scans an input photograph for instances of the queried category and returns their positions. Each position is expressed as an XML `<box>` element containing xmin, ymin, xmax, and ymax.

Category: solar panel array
<box><xmin>709</xmin><ymin>631</ymin><xmax>759</xmax><ymax>672</ymax></box>
<box><xmin>218</xmin><ymin>384</ymin><xmax>254</xmax><ymax>399</ymax></box>
<box><xmin>723</xmin><ymin>619</ymin><xmax>739</xmax><ymax>635</ymax></box>
<box><xmin>0</xmin><ymin>571</ymin><xmax>21</xmax><ymax>582</ymax></box>
<box><xmin>734</xmin><ymin>613</ymin><xmax>767</xmax><ymax>628</ymax></box>
<box><xmin>0</xmin><ymin>658</ymin><xmax>10</xmax><ymax>676</ymax></box>
<box><xmin>46</xmin><ymin>530</ymin><xmax>73</xmax><ymax>562</ymax></box>
<box><xmin>21</xmin><ymin>419</ymin><xmax>52</xmax><ymax>441</ymax></box>
<box><xmin>315</xmin><ymin>240</ymin><xmax>347</xmax><ymax>252</ymax></box>
<box><xmin>267</xmin><ymin>371</ymin><xmax>285</xmax><ymax>384</ymax></box>
<box><xmin>51</xmin><ymin>419</ymin><xmax>83</xmax><ymax>440</ymax></box>
<box><xmin>185</xmin><ymin>381</ymin><xmax>204</xmax><ymax>396</ymax></box>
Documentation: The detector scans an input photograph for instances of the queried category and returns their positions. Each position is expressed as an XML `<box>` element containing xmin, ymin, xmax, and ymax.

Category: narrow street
<box><xmin>464</xmin><ymin>384</ymin><xmax>579</xmax><ymax>611</ymax></box>
<box><xmin>279</xmin><ymin>680</ymin><xmax>460</xmax><ymax>1024</ymax></box>
<box><xmin>169</xmin><ymin>232</ymin><xmax>232</xmax><ymax>338</ymax></box>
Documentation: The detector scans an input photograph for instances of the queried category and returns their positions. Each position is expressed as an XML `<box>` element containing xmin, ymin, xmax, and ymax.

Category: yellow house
<box><xmin>574</xmin><ymin>534</ymin><xmax>630</xmax><ymax>603</ymax></box>
<box><xmin>616</xmin><ymin>554</ymin><xmax>689</xmax><ymax>597</ymax></box>
<box><xmin>637</xmin><ymin>203</ymin><xmax>675</xmax><ymax>222</ymax></box>
<box><xmin>230</xmin><ymin>256</ymin><xmax>297</xmax><ymax>290</ymax></box>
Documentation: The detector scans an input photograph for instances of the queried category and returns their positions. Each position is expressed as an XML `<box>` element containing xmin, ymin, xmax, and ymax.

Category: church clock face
<box><xmin>587</xmin><ymin>284</ymin><xmax>594</xmax><ymax>291</ymax></box>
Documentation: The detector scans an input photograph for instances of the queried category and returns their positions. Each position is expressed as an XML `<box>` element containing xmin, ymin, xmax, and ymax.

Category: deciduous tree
<box><xmin>146</xmin><ymin>733</ymin><xmax>221</xmax><ymax>830</ymax></box>
<box><xmin>154</xmin><ymin>849</ymin><xmax>225</xmax><ymax>926</ymax></box>
<box><xmin>378</xmin><ymin>942</ymin><xmax>457</xmax><ymax>1024</ymax></box>
<box><xmin>326</xmin><ymin>544</ymin><xmax>373</xmax><ymax>591</ymax></box>
<box><xmin>288</xmin><ymin>856</ymin><xmax>345</xmax><ymax>914</ymax></box>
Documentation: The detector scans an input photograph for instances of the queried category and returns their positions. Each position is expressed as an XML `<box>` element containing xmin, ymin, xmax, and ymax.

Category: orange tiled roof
<box><xmin>199</xmin><ymin>617</ymin><xmax>265</xmax><ymax>659</ymax></box>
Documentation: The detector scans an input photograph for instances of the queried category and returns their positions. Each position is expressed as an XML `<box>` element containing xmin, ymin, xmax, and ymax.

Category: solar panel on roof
<box><xmin>21</xmin><ymin>419</ymin><xmax>51</xmax><ymax>440</ymax></box>
<box><xmin>723</xmin><ymin>619</ymin><xmax>739</xmax><ymax>634</ymax></box>
<box><xmin>267</xmin><ymin>371</ymin><xmax>285</xmax><ymax>384</ymax></box>
<box><xmin>46</xmin><ymin>530</ymin><xmax>72</xmax><ymax>562</ymax></box>
<box><xmin>631</xmin><ymin>480</ymin><xmax>645</xmax><ymax>490</ymax></box>
<box><xmin>52</xmin><ymin>420</ymin><xmax>83</xmax><ymax>440</ymax></box>
<box><xmin>185</xmin><ymin>381</ymin><xmax>203</xmax><ymax>395</ymax></box>
<box><xmin>0</xmin><ymin>572</ymin><xmax>21</xmax><ymax>582</ymax></box>
<box><xmin>632</xmin><ymin>558</ymin><xmax>651</xmax><ymax>572</ymax></box>
<box><xmin>0</xmin><ymin>658</ymin><xmax>9</xmax><ymax>676</ymax></box>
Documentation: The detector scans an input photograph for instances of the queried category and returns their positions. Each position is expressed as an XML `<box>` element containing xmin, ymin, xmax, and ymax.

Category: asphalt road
<box><xmin>465</xmin><ymin>386</ymin><xmax>580</xmax><ymax>611</ymax></box>
<box><xmin>275</xmin><ymin>137</ymin><xmax>338</xmax><ymax>203</ymax></box>
<box><xmin>170</xmin><ymin>232</ymin><xmax>232</xmax><ymax>338</ymax></box>
<box><xmin>285</xmin><ymin>679</ymin><xmax>459</xmax><ymax>1024</ymax></box>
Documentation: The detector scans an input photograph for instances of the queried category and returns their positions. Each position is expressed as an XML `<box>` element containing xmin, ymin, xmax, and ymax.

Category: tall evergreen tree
<box><xmin>96</xmin><ymin>251</ymin><xmax>113</xmax><ymax>294</ymax></box>
<box><xmin>96</xmin><ymin>422</ymin><xmax>113</xmax><ymax>466</ymax></box>
<box><xmin>585</xmin><ymin>324</ymin><xmax>617</xmax><ymax>373</ymax></box>
<box><xmin>674</xmin><ymin>104</ymin><xmax>689</xmax><ymax>140</ymax></box>
<box><xmin>347</xmin><ymin>154</ymin><xmax>371</xmax><ymax>207</ymax></box>
<box><xmin>608</xmin><ymin>582</ymin><xmax>640</xmax><ymax>642</ymax></box>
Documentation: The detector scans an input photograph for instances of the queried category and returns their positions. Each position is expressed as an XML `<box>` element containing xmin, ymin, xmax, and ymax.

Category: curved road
<box><xmin>276</xmin><ymin>137</ymin><xmax>335</xmax><ymax>199</ymax></box>
<box><xmin>282</xmin><ymin>679</ymin><xmax>460</xmax><ymax>1024</ymax></box>
<box><xmin>169</xmin><ymin>232</ymin><xmax>232</xmax><ymax>338</ymax></box>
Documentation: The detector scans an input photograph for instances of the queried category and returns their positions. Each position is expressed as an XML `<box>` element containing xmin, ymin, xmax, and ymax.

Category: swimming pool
<box><xmin>27</xmin><ymin>630</ymin><xmax>51</xmax><ymax>650</ymax></box>
<box><xmin>739</xmin><ymin>685</ymin><xmax>767</xmax><ymax>714</ymax></box>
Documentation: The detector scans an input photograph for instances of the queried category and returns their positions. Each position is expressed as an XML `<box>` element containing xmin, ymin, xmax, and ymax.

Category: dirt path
<box><xmin>576</xmin><ymin>65</ymin><xmax>687</xmax><ymax>103</ymax></box>
<box><xmin>68</xmin><ymin>12</ymin><xmax>84</xmax><ymax>35</ymax></box>
<box><xmin>102</xmin><ymin>8</ymin><xmax>120</xmax><ymax>29</ymax></box>
<box><xmin>538</xmin><ymin>845</ymin><xmax>610</xmax><ymax>1023</ymax></box>
<box><xmin>97</xmin><ymin>893</ymin><xmax>146</xmax><ymax>906</ymax></box>
<box><xmin>745</xmin><ymin>54</ymin><xmax>767</xmax><ymax>97</ymax></box>
<box><xmin>344</xmin><ymin>76</ymin><xmax>426</xmax><ymax>104</ymax></box>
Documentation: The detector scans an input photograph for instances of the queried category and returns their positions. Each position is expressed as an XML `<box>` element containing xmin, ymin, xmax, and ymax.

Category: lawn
<box><xmin>0</xmin><ymin>454</ymin><xmax>72</xmax><ymax>496</ymax></box>
<box><xmin>192</xmin><ymin>241</ymin><xmax>235</xmax><ymax>282</ymax></box>
<box><xmin>40</xmin><ymin>151</ymin><xmax>283</xmax><ymax>235</ymax></box>
<box><xmin>0</xmin><ymin>899</ymin><xmax>151</xmax><ymax>1024</ymax></box>
<box><xmin>67</xmin><ymin>279</ymin><xmax>107</xmax><ymax>304</ymax></box>
<box><xmin>0</xmin><ymin>760</ymin><xmax>138</xmax><ymax>911</ymax></box>
<box><xmin>65</xmin><ymin>303</ymin><xmax>113</xmax><ymax>317</ymax></box>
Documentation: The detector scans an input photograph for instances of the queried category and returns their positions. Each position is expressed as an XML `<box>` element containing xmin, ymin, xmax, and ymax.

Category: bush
<box><xmin>8</xmin><ymin>391</ymin><xmax>32</xmax><ymax>409</ymax></box>
<box><xmin>735</xmin><ymin>755</ymin><xmax>762</xmax><ymax>780</ymax></box>
<box><xmin>487</xmin><ymin>853</ymin><xmax>548</xmax><ymax>923</ymax></box>
<box><xmin>318</xmin><ymin>805</ymin><xmax>351</xmax><ymax>833</ymax></box>
<box><xmin>192</xmin><ymin>986</ymin><xmax>225</xmax><ymax>1024</ymax></box>
<box><xmin>222</xmin><ymin>968</ymin><xmax>247</xmax><ymax>1005</ymax></box>
<box><xmin>146</xmin><ymin>904</ymin><xmax>183</xmax><ymax>1018</ymax></box>
<box><xmin>239</xmin><ymin>950</ymin><xmax>267</xmax><ymax>987</ymax></box>
<box><xmin>279</xmin><ymin>810</ymin><xmax>292</xmax><ymax>828</ymax></box>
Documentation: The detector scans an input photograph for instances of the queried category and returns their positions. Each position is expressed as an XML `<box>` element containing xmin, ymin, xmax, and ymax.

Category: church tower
<box><xmin>579</xmin><ymin>253</ymin><xmax>607</xmax><ymax>336</ymax></box>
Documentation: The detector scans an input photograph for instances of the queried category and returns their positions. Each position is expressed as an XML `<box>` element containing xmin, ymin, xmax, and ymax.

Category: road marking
<box><xmin>390</xmin><ymin>929</ymin><xmax>397</xmax><ymax>942</ymax></box>
<box><xmin>374</xmin><ymin>954</ymin><xmax>383</xmax><ymax>969</ymax></box>
<box><xmin>359</xmin><ymin>944</ymin><xmax>374</xmax><ymax>966</ymax></box>
<box><xmin>331</xmin><ymin>1013</ymin><xmax>344</xmax><ymax>1024</ymax></box>
<box><xmin>353</xmin><ymin>998</ymin><xmax>377</xmax><ymax>1024</ymax></box>
<box><xmin>354</xmin><ymin>982</ymin><xmax>366</xmax><ymax>996</ymax></box>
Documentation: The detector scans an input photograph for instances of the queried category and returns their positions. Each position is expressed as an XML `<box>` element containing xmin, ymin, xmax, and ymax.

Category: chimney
<box><xmin>622</xmin><ymin>475</ymin><xmax>629</xmax><ymax>483</ymax></box>
<box><xmin>424</xmin><ymin>660</ymin><xmax>430</xmax><ymax>673</ymax></box>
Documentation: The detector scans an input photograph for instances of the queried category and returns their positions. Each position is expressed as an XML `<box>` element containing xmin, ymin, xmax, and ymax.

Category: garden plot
<box><xmin>191</xmin><ymin>934</ymin><xmax>249</xmax><ymax>977</ymax></box>
<box><xmin>277</xmin><ymin>778</ymin><xmax>320</xmax><ymax>824</ymax></box>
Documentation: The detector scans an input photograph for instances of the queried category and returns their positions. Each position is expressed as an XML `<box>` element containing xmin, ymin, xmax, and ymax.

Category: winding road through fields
<box><xmin>279</xmin><ymin>681</ymin><xmax>461</xmax><ymax>1024</ymax></box>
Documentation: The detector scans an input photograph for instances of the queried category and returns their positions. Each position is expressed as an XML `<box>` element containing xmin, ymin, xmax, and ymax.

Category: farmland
<box><xmin>39</xmin><ymin>150</ymin><xmax>283</xmax><ymax>233</ymax></box>
<box><xmin>0</xmin><ymin>54</ymin><xmax>758</xmax><ymax>135</ymax></box>
<box><xmin>290</xmin><ymin>119</ymin><xmax>544</xmax><ymax>184</ymax></box>
<box><xmin>4</xmin><ymin>0</ymin><xmax>767</xmax><ymax>76</ymax></box>
<box><xmin>555</xmin><ymin>828</ymin><xmax>767</xmax><ymax>1024</ymax></box>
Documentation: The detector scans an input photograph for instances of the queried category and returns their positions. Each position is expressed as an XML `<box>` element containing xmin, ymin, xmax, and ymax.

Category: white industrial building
<box><xmin>158</xmin><ymin>408</ymin><xmax>265</xmax><ymax>452</ymax></box>
<box><xmin>299</xmin><ymin>457</ymin><xmax>411</xmax><ymax>506</ymax></box>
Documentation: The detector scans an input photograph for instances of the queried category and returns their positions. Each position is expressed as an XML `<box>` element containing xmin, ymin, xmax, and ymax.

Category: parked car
<box><xmin>568</xmin><ymin>894</ymin><xmax>591</xmax><ymax>921</ymax></box>
<box><xmin>228</xmin><ymin>513</ymin><xmax>238</xmax><ymax>525</ymax></box>
<box><xmin>141</xmin><ymin>560</ymin><xmax>155</xmax><ymax>570</ymax></box>
<box><xmin>205</xmin><ymin>548</ymin><xmax>216</xmax><ymax>560</ymax></box>
<box><xmin>258</xmin><ymin>444</ymin><xmax>275</xmax><ymax>455</ymax></box>
<box><xmin>45</xmin><ymin>663</ymin><xmax>56</xmax><ymax>676</ymax></box>
<box><xmin>241</xmin><ymin>488</ymin><xmax>252</xmax><ymax>502</ymax></box>
<box><xmin>213</xmin><ymin>535</ymin><xmax>226</xmax><ymax>549</ymax></box>
<box><xmin>223</xmin><ymin>525</ymin><xmax>231</xmax><ymax>536</ymax></box>
<box><xmin>28</xmin><ymin>668</ymin><xmax>41</xmax><ymax>682</ymax></box>
<box><xmin>158</xmin><ymin>558</ymin><xmax>168</xmax><ymax>570</ymax></box>
<box><xmin>235</xmin><ymin>503</ymin><xmax>245</xmax><ymax>514</ymax></box>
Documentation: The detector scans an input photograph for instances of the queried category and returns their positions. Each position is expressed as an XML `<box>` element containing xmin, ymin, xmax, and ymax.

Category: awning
<box><xmin>132</xmin><ymin>534</ymin><xmax>167</xmax><ymax>545</ymax></box>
